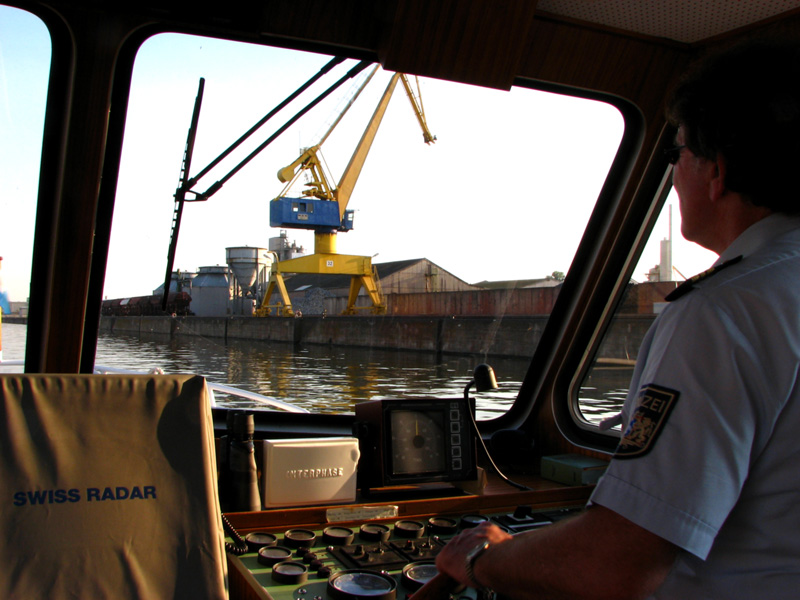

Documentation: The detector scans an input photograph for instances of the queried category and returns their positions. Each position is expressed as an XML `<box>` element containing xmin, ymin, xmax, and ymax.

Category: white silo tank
<box><xmin>226</xmin><ymin>247</ymin><xmax>273</xmax><ymax>297</ymax></box>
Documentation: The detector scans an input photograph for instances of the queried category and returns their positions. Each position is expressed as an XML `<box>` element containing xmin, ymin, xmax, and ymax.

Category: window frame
<box><xmin>16</xmin><ymin>5</ymin><xmax>651</xmax><ymax>440</ymax></box>
<box><xmin>549</xmin><ymin>124</ymin><xmax>678</xmax><ymax>452</ymax></box>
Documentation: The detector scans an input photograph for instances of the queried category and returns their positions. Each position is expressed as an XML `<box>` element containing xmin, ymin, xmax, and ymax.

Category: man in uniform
<box><xmin>436</xmin><ymin>40</ymin><xmax>800</xmax><ymax>599</ymax></box>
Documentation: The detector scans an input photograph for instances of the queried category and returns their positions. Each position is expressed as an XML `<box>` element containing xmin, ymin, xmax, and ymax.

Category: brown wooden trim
<box><xmin>225</xmin><ymin>476</ymin><xmax>592</xmax><ymax>534</ymax></box>
<box><xmin>228</xmin><ymin>556</ymin><xmax>274</xmax><ymax>600</ymax></box>
<box><xmin>379</xmin><ymin>0</ymin><xmax>538</xmax><ymax>90</ymax></box>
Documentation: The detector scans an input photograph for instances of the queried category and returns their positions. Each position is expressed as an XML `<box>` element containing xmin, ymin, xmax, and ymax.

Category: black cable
<box><xmin>222</xmin><ymin>512</ymin><xmax>250</xmax><ymax>555</ymax></box>
<box><xmin>466</xmin><ymin>392</ymin><xmax>532</xmax><ymax>492</ymax></box>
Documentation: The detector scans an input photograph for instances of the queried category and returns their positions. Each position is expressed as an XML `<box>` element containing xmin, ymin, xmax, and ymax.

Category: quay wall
<box><xmin>99</xmin><ymin>314</ymin><xmax>655</xmax><ymax>360</ymax></box>
<box><xmin>1</xmin><ymin>315</ymin><xmax>27</xmax><ymax>324</ymax></box>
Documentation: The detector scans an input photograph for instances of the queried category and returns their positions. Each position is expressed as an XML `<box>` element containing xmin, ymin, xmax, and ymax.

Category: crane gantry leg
<box><xmin>256</xmin><ymin>252</ymin><xmax>386</xmax><ymax>317</ymax></box>
<box><xmin>256</xmin><ymin>273</ymin><xmax>295</xmax><ymax>317</ymax></box>
<box><xmin>344</xmin><ymin>271</ymin><xmax>386</xmax><ymax>315</ymax></box>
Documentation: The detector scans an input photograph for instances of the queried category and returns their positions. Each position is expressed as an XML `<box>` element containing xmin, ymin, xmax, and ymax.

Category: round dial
<box><xmin>257</xmin><ymin>546</ymin><xmax>293</xmax><ymax>567</ymax></box>
<box><xmin>394</xmin><ymin>519</ymin><xmax>425</xmax><ymax>538</ymax></box>
<box><xmin>327</xmin><ymin>569</ymin><xmax>397</xmax><ymax>600</ymax></box>
<box><xmin>323</xmin><ymin>526</ymin><xmax>355</xmax><ymax>546</ymax></box>
<box><xmin>283</xmin><ymin>528</ymin><xmax>317</xmax><ymax>549</ymax></box>
<box><xmin>460</xmin><ymin>514</ymin><xmax>489</xmax><ymax>528</ymax></box>
<box><xmin>245</xmin><ymin>531</ymin><xmax>278</xmax><ymax>552</ymax></box>
<box><xmin>270</xmin><ymin>561</ymin><xmax>308</xmax><ymax>585</ymax></box>
<box><xmin>389</xmin><ymin>410</ymin><xmax>446</xmax><ymax>475</ymax></box>
<box><xmin>402</xmin><ymin>561</ymin><xmax>438</xmax><ymax>591</ymax></box>
<box><xmin>359</xmin><ymin>522</ymin><xmax>391</xmax><ymax>543</ymax></box>
<box><xmin>427</xmin><ymin>516</ymin><xmax>458</xmax><ymax>535</ymax></box>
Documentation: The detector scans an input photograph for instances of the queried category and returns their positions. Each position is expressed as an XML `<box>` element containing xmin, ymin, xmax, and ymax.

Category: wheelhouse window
<box><xmin>0</xmin><ymin>5</ymin><xmax>50</xmax><ymax>371</ymax></box>
<box><xmin>101</xmin><ymin>33</ymin><xmax>626</xmax><ymax>417</ymax></box>
<box><xmin>577</xmin><ymin>189</ymin><xmax>718</xmax><ymax>430</ymax></box>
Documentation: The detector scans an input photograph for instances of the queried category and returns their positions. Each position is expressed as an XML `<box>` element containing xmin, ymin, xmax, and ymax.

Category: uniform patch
<box><xmin>614</xmin><ymin>384</ymin><xmax>679</xmax><ymax>459</ymax></box>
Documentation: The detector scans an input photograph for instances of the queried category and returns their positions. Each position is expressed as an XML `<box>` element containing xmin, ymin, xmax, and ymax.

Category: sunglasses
<box><xmin>664</xmin><ymin>145</ymin><xmax>687</xmax><ymax>165</ymax></box>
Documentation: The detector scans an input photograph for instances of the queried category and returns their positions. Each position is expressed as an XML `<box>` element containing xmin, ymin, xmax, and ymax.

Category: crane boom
<box><xmin>334</xmin><ymin>72</ymin><xmax>400</xmax><ymax>219</ymax></box>
<box><xmin>273</xmin><ymin>65</ymin><xmax>381</xmax><ymax>208</ymax></box>
<box><xmin>400</xmin><ymin>74</ymin><xmax>436</xmax><ymax>145</ymax></box>
<box><xmin>270</xmin><ymin>70</ymin><xmax>435</xmax><ymax>232</ymax></box>
<box><xmin>334</xmin><ymin>73</ymin><xmax>436</xmax><ymax>220</ymax></box>
<box><xmin>261</xmin><ymin>67</ymin><xmax>435</xmax><ymax>317</ymax></box>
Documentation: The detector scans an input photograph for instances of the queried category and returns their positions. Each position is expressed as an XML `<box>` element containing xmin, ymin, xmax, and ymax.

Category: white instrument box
<box><xmin>261</xmin><ymin>437</ymin><xmax>360</xmax><ymax>508</ymax></box>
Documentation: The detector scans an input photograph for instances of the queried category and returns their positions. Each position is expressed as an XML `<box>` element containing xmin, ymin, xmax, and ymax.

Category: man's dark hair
<box><xmin>667</xmin><ymin>40</ymin><xmax>800</xmax><ymax>214</ymax></box>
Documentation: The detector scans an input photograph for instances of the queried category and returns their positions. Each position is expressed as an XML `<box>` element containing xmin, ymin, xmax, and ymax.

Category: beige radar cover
<box><xmin>0</xmin><ymin>374</ymin><xmax>227</xmax><ymax>599</ymax></box>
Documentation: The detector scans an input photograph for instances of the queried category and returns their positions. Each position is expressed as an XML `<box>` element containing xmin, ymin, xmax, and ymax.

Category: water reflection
<box><xmin>95</xmin><ymin>330</ymin><xmax>529</xmax><ymax>418</ymax></box>
<box><xmin>2</xmin><ymin>323</ymin><xmax>630</xmax><ymax>423</ymax></box>
<box><xmin>579</xmin><ymin>364</ymin><xmax>633</xmax><ymax>428</ymax></box>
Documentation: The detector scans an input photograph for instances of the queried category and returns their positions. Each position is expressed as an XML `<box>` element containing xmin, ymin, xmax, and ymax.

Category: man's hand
<box><xmin>435</xmin><ymin>521</ymin><xmax>513</xmax><ymax>587</ymax></box>
<box><xmin>435</xmin><ymin>506</ymin><xmax>677</xmax><ymax>600</ymax></box>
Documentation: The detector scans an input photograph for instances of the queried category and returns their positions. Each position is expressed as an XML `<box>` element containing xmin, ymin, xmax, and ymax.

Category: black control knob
<box><xmin>513</xmin><ymin>505</ymin><xmax>532</xmax><ymax>519</ymax></box>
<box><xmin>419</xmin><ymin>538</ymin><xmax>434</xmax><ymax>550</ymax></box>
<box><xmin>309</xmin><ymin>558</ymin><xmax>324</xmax><ymax>571</ymax></box>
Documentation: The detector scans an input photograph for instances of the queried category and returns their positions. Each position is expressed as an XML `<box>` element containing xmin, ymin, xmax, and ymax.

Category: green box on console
<box><xmin>541</xmin><ymin>453</ymin><xmax>608</xmax><ymax>485</ymax></box>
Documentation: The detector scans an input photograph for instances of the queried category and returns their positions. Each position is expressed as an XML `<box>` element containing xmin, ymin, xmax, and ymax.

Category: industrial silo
<box><xmin>226</xmin><ymin>247</ymin><xmax>273</xmax><ymax>315</ymax></box>
<box><xmin>152</xmin><ymin>271</ymin><xmax>196</xmax><ymax>296</ymax></box>
<box><xmin>191</xmin><ymin>266</ymin><xmax>231</xmax><ymax>317</ymax></box>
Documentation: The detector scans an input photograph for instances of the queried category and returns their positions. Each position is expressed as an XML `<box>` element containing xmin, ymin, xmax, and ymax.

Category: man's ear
<box><xmin>709</xmin><ymin>154</ymin><xmax>728</xmax><ymax>201</ymax></box>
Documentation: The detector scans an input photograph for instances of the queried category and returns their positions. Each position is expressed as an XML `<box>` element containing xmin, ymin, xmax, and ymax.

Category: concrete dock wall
<box><xmin>99</xmin><ymin>314</ymin><xmax>655</xmax><ymax>360</ymax></box>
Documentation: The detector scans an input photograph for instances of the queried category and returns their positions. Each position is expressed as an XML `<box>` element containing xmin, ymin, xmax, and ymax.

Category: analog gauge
<box><xmin>283</xmin><ymin>528</ymin><xmax>317</xmax><ymax>548</ymax></box>
<box><xmin>257</xmin><ymin>546</ymin><xmax>293</xmax><ymax>567</ymax></box>
<box><xmin>270</xmin><ymin>561</ymin><xmax>308</xmax><ymax>585</ymax></box>
<box><xmin>427</xmin><ymin>516</ymin><xmax>458</xmax><ymax>535</ymax></box>
<box><xmin>394</xmin><ymin>520</ymin><xmax>425</xmax><ymax>538</ymax></box>
<box><xmin>460</xmin><ymin>514</ymin><xmax>489</xmax><ymax>528</ymax></box>
<box><xmin>323</xmin><ymin>526</ymin><xmax>355</xmax><ymax>546</ymax></box>
<box><xmin>327</xmin><ymin>569</ymin><xmax>397</xmax><ymax>600</ymax></box>
<box><xmin>245</xmin><ymin>532</ymin><xmax>278</xmax><ymax>552</ymax></box>
<box><xmin>359</xmin><ymin>523</ymin><xmax>392</xmax><ymax>543</ymax></box>
<box><xmin>389</xmin><ymin>410</ymin><xmax>446</xmax><ymax>475</ymax></box>
<box><xmin>401</xmin><ymin>561</ymin><xmax>438</xmax><ymax>591</ymax></box>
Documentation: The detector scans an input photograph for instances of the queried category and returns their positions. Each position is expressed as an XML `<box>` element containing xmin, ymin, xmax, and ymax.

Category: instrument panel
<box><xmin>355</xmin><ymin>398</ymin><xmax>478</xmax><ymax>490</ymax></box>
<box><xmin>228</xmin><ymin>505</ymin><xmax>582</xmax><ymax>600</ymax></box>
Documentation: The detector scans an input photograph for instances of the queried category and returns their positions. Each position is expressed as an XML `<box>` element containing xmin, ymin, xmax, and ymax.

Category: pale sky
<box><xmin>0</xmin><ymin>5</ymin><xmax>716</xmax><ymax>304</ymax></box>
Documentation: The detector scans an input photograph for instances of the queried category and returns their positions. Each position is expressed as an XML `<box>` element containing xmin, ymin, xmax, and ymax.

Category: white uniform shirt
<box><xmin>590</xmin><ymin>213</ymin><xmax>800</xmax><ymax>598</ymax></box>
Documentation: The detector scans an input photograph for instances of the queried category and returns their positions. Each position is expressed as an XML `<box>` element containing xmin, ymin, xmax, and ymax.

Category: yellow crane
<box><xmin>257</xmin><ymin>68</ymin><xmax>435</xmax><ymax>316</ymax></box>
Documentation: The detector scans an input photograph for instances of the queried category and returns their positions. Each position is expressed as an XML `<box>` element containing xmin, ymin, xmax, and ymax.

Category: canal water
<box><xmin>1</xmin><ymin>322</ymin><xmax>627</xmax><ymax>423</ymax></box>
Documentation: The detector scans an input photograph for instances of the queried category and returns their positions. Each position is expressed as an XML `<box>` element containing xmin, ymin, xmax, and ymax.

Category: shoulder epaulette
<box><xmin>665</xmin><ymin>255</ymin><xmax>743</xmax><ymax>302</ymax></box>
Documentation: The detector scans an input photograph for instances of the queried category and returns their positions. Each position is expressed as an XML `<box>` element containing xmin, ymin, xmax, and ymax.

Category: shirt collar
<box><xmin>717</xmin><ymin>212</ymin><xmax>800</xmax><ymax>265</ymax></box>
